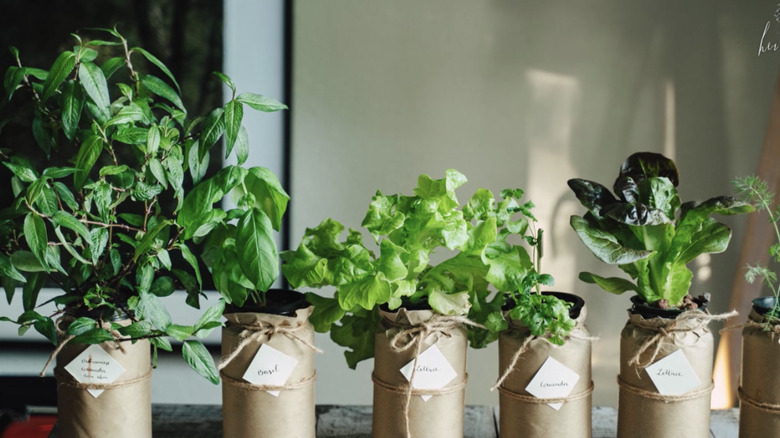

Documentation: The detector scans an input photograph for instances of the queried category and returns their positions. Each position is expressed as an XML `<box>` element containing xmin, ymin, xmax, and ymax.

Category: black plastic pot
<box><xmin>378</xmin><ymin>297</ymin><xmax>432</xmax><ymax>313</ymax></box>
<box><xmin>752</xmin><ymin>296</ymin><xmax>776</xmax><ymax>315</ymax></box>
<box><xmin>628</xmin><ymin>295</ymin><xmax>708</xmax><ymax>319</ymax></box>
<box><xmin>503</xmin><ymin>291</ymin><xmax>585</xmax><ymax>319</ymax></box>
<box><xmin>224</xmin><ymin>288</ymin><xmax>309</xmax><ymax>316</ymax></box>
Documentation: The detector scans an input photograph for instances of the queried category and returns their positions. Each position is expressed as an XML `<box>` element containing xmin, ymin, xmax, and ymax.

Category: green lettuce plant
<box><xmin>568</xmin><ymin>152</ymin><xmax>753</xmax><ymax>308</ymax></box>
<box><xmin>733</xmin><ymin>175</ymin><xmax>780</xmax><ymax>322</ymax></box>
<box><xmin>281</xmin><ymin>169</ymin><xmax>572</xmax><ymax>368</ymax></box>
<box><xmin>0</xmin><ymin>28</ymin><xmax>286</xmax><ymax>383</ymax></box>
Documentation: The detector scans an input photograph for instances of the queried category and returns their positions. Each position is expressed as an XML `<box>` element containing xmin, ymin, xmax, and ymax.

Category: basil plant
<box><xmin>282</xmin><ymin>169</ymin><xmax>572</xmax><ymax>368</ymax></box>
<box><xmin>0</xmin><ymin>28</ymin><xmax>287</xmax><ymax>384</ymax></box>
<box><xmin>568</xmin><ymin>152</ymin><xmax>753</xmax><ymax>308</ymax></box>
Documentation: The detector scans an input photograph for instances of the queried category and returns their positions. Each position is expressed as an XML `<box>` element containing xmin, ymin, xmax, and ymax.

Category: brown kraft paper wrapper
<box><xmin>498</xmin><ymin>305</ymin><xmax>592</xmax><ymax>438</ymax></box>
<box><xmin>372</xmin><ymin>308</ymin><xmax>468</xmax><ymax>438</ymax></box>
<box><xmin>617</xmin><ymin>311</ymin><xmax>714</xmax><ymax>438</ymax></box>
<box><xmin>221</xmin><ymin>306</ymin><xmax>316</xmax><ymax>438</ymax></box>
<box><xmin>55</xmin><ymin>318</ymin><xmax>152</xmax><ymax>438</ymax></box>
<box><xmin>740</xmin><ymin>309</ymin><xmax>780</xmax><ymax>437</ymax></box>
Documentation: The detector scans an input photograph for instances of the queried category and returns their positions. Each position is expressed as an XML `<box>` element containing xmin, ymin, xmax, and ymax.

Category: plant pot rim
<box><xmin>752</xmin><ymin>296</ymin><xmax>777</xmax><ymax>315</ymax></box>
<box><xmin>379</xmin><ymin>297</ymin><xmax>432</xmax><ymax>313</ymax></box>
<box><xmin>502</xmin><ymin>291</ymin><xmax>585</xmax><ymax>319</ymax></box>
<box><xmin>224</xmin><ymin>288</ymin><xmax>309</xmax><ymax>316</ymax></box>
<box><xmin>628</xmin><ymin>294</ymin><xmax>708</xmax><ymax>319</ymax></box>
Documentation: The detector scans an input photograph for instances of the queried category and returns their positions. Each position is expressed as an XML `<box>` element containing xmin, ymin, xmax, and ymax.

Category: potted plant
<box><xmin>568</xmin><ymin>152</ymin><xmax>752</xmax><ymax>438</ymax></box>
<box><xmin>176</xmin><ymin>87</ymin><xmax>317</xmax><ymax>437</ymax></box>
<box><xmin>0</xmin><ymin>27</ymin><xmax>264</xmax><ymax>437</ymax></box>
<box><xmin>483</xmin><ymin>192</ymin><xmax>593</xmax><ymax>438</ymax></box>
<box><xmin>731</xmin><ymin>175</ymin><xmax>780</xmax><ymax>436</ymax></box>
<box><xmin>281</xmin><ymin>169</ymin><xmax>577</xmax><ymax>437</ymax></box>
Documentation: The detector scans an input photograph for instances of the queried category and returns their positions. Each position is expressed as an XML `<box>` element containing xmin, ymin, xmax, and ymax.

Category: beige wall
<box><xmin>291</xmin><ymin>0</ymin><xmax>780</xmax><ymax>407</ymax></box>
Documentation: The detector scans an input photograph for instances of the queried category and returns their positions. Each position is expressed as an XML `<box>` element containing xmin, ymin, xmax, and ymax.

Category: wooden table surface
<box><xmin>49</xmin><ymin>404</ymin><xmax>740</xmax><ymax>437</ymax></box>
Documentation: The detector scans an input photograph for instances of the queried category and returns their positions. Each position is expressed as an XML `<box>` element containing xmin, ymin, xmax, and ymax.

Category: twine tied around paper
<box><xmin>490</xmin><ymin>328</ymin><xmax>598</xmax><ymax>392</ymax></box>
<box><xmin>220</xmin><ymin>370</ymin><xmax>317</xmax><ymax>392</ymax></box>
<box><xmin>738</xmin><ymin>386</ymin><xmax>780</xmax><ymax>414</ymax></box>
<box><xmin>497</xmin><ymin>380</ymin><xmax>594</xmax><ymax>404</ymax></box>
<box><xmin>54</xmin><ymin>366</ymin><xmax>152</xmax><ymax>391</ymax></box>
<box><xmin>617</xmin><ymin>376</ymin><xmax>714</xmax><ymax>403</ymax></box>
<box><xmin>386</xmin><ymin>314</ymin><xmax>484</xmax><ymax>438</ymax></box>
<box><xmin>40</xmin><ymin>321</ymin><xmax>128</xmax><ymax>377</ymax></box>
<box><xmin>627</xmin><ymin>309</ymin><xmax>736</xmax><ymax>369</ymax></box>
<box><xmin>218</xmin><ymin>320</ymin><xmax>323</xmax><ymax>371</ymax></box>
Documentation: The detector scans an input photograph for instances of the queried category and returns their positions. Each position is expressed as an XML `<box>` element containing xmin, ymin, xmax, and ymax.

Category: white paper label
<box><xmin>525</xmin><ymin>357</ymin><xmax>580</xmax><ymax>410</ymax></box>
<box><xmin>400</xmin><ymin>344</ymin><xmax>458</xmax><ymax>402</ymax></box>
<box><xmin>645</xmin><ymin>349</ymin><xmax>701</xmax><ymax>396</ymax></box>
<box><xmin>64</xmin><ymin>344</ymin><xmax>126</xmax><ymax>398</ymax></box>
<box><xmin>242</xmin><ymin>344</ymin><xmax>299</xmax><ymax>397</ymax></box>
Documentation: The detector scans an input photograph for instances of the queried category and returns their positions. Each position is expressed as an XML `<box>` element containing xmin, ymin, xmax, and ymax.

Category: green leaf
<box><xmin>51</xmin><ymin>211</ymin><xmax>91</xmax><ymax>243</ymax></box>
<box><xmin>89</xmin><ymin>227</ymin><xmax>109</xmax><ymax>265</ymax></box>
<box><xmin>194</xmin><ymin>299</ymin><xmax>225</xmax><ymax>337</ymax></box>
<box><xmin>243</xmin><ymin>167</ymin><xmax>290</xmax><ymax>231</ymax></box>
<box><xmin>338</xmin><ymin>274</ymin><xmax>392</xmax><ymax>311</ymax></box>
<box><xmin>71</xmin><ymin>328</ymin><xmax>115</xmax><ymax>345</ymax></box>
<box><xmin>177</xmin><ymin>244</ymin><xmax>202</xmax><ymax>288</ymax></box>
<box><xmin>42</xmin><ymin>51</ymin><xmax>76</xmax><ymax>102</ymax></box>
<box><xmin>24</xmin><ymin>213</ymin><xmax>48</xmax><ymax>270</ymax></box>
<box><xmin>428</xmin><ymin>290</ymin><xmax>471</xmax><ymax>316</ymax></box>
<box><xmin>212</xmin><ymin>71</ymin><xmax>236</xmax><ymax>92</ymax></box>
<box><xmin>578</xmin><ymin>272</ymin><xmax>636</xmax><ymax>294</ymax></box>
<box><xmin>330</xmin><ymin>309</ymin><xmax>379</xmax><ymax>369</ymax></box>
<box><xmin>100</xmin><ymin>57</ymin><xmax>125</xmax><ymax>79</ymax></box>
<box><xmin>10</xmin><ymin>251</ymin><xmax>46</xmax><ymax>272</ymax></box>
<box><xmin>236</xmin><ymin>93</ymin><xmax>288</xmax><ymax>112</ymax></box>
<box><xmin>117</xmin><ymin>321</ymin><xmax>154</xmax><ymax>338</ymax></box>
<box><xmin>166</xmin><ymin>324</ymin><xmax>195</xmax><ymax>341</ymax></box>
<box><xmin>137</xmin><ymin>291</ymin><xmax>172</xmax><ymax>330</ymax></box>
<box><xmin>198</xmin><ymin>108</ymin><xmax>225</xmax><ymax>161</ymax></box>
<box><xmin>236</xmin><ymin>208</ymin><xmax>278</xmax><ymax>291</ymax></box>
<box><xmin>150</xmin><ymin>276</ymin><xmax>175</xmax><ymax>297</ymax></box>
<box><xmin>53</xmin><ymin>182</ymin><xmax>79</xmax><ymax>210</ymax></box>
<box><xmin>569</xmin><ymin>215</ymin><xmax>653</xmax><ymax>265</ymax></box>
<box><xmin>234</xmin><ymin>126</ymin><xmax>249</xmax><ymax>165</ymax></box>
<box><xmin>0</xmin><ymin>253</ymin><xmax>27</xmax><ymax>283</ymax></box>
<box><xmin>223</xmin><ymin>100</ymin><xmax>243</xmax><ymax>159</ymax></box>
<box><xmin>54</xmin><ymin>227</ymin><xmax>91</xmax><ymax>265</ymax></box>
<box><xmin>61</xmin><ymin>80</ymin><xmax>84</xmax><ymax>140</ymax></box>
<box><xmin>150</xmin><ymin>335</ymin><xmax>173</xmax><ymax>352</ymax></box>
<box><xmin>134</xmin><ymin>219</ymin><xmax>172</xmax><ymax>262</ymax></box>
<box><xmin>99</xmin><ymin>165</ymin><xmax>129</xmax><ymax>176</ymax></box>
<box><xmin>187</xmin><ymin>140</ymin><xmax>209</xmax><ymax>184</ymax></box>
<box><xmin>42</xmin><ymin>167</ymin><xmax>77</xmax><ymax>179</ymax></box>
<box><xmin>74</xmin><ymin>135</ymin><xmax>103</xmax><ymax>189</ymax></box>
<box><xmin>22</xmin><ymin>272</ymin><xmax>45</xmax><ymax>311</ymax></box>
<box><xmin>131</xmin><ymin>47</ymin><xmax>181</xmax><ymax>92</ymax></box>
<box><xmin>34</xmin><ymin>317</ymin><xmax>58</xmax><ymax>345</ymax></box>
<box><xmin>3</xmin><ymin>157</ymin><xmax>38</xmax><ymax>183</ymax></box>
<box><xmin>149</xmin><ymin>158</ymin><xmax>168</xmax><ymax>189</ymax></box>
<box><xmin>304</xmin><ymin>293</ymin><xmax>345</xmax><ymax>333</ymax></box>
<box><xmin>141</xmin><ymin>74</ymin><xmax>185</xmax><ymax>111</ymax></box>
<box><xmin>146</xmin><ymin>124</ymin><xmax>161</xmax><ymax>155</ymax></box>
<box><xmin>67</xmin><ymin>318</ymin><xmax>101</xmax><ymax>337</ymax></box>
<box><xmin>182</xmin><ymin>340</ymin><xmax>219</xmax><ymax>384</ymax></box>
<box><xmin>78</xmin><ymin>61</ymin><xmax>110</xmax><ymax>120</ymax></box>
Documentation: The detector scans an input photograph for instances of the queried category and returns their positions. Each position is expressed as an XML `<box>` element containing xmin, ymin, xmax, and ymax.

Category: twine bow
<box><xmin>627</xmin><ymin>309</ymin><xmax>737</xmax><ymax>369</ymax></box>
<box><xmin>386</xmin><ymin>314</ymin><xmax>484</xmax><ymax>438</ymax></box>
<box><xmin>218</xmin><ymin>320</ymin><xmax>322</xmax><ymax>371</ymax></box>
